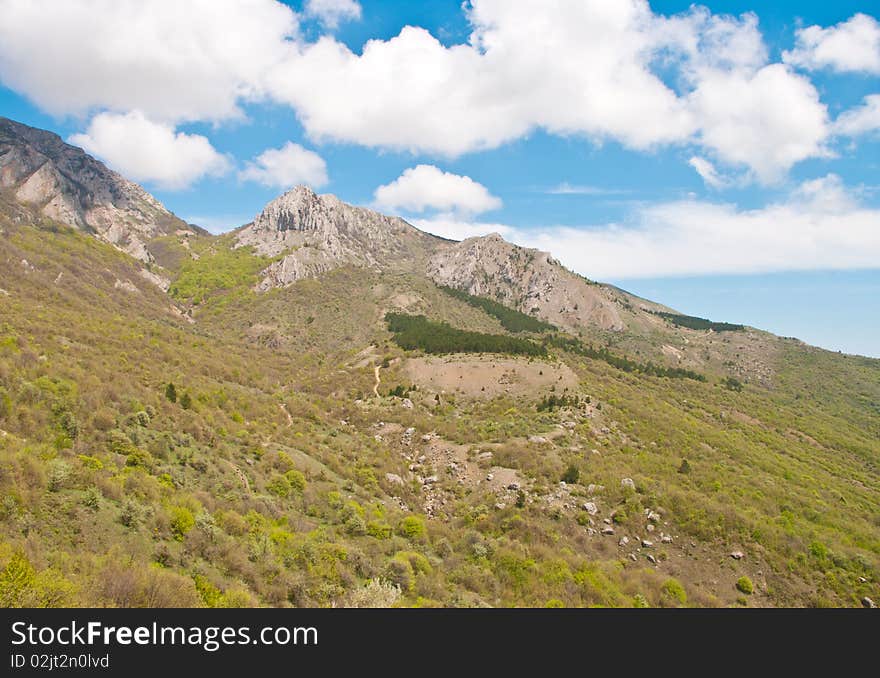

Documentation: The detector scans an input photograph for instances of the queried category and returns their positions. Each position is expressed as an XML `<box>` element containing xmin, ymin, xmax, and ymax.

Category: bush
<box><xmin>736</xmin><ymin>576</ymin><xmax>754</xmax><ymax>595</ymax></box>
<box><xmin>397</xmin><ymin>516</ymin><xmax>426</xmax><ymax>540</ymax></box>
<box><xmin>561</xmin><ymin>464</ymin><xmax>580</xmax><ymax>484</ymax></box>
<box><xmin>164</xmin><ymin>383</ymin><xmax>177</xmax><ymax>403</ymax></box>
<box><xmin>660</xmin><ymin>578</ymin><xmax>688</xmax><ymax>607</ymax></box>
<box><xmin>170</xmin><ymin>506</ymin><xmax>196</xmax><ymax>541</ymax></box>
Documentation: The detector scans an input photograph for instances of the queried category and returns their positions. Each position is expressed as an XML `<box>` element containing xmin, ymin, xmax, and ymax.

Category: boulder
<box><xmin>621</xmin><ymin>478</ymin><xmax>636</xmax><ymax>490</ymax></box>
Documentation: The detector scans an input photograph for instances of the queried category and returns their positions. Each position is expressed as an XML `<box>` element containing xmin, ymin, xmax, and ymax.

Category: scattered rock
<box><xmin>423</xmin><ymin>475</ymin><xmax>438</xmax><ymax>485</ymax></box>
<box><xmin>601</xmin><ymin>526</ymin><xmax>615</xmax><ymax>535</ymax></box>
<box><xmin>646</xmin><ymin>510</ymin><xmax>661</xmax><ymax>523</ymax></box>
<box><xmin>862</xmin><ymin>597</ymin><xmax>876</xmax><ymax>609</ymax></box>
<box><xmin>618</xmin><ymin>536</ymin><xmax>629</xmax><ymax>547</ymax></box>
<box><xmin>0</xmin><ymin>288</ymin><xmax>9</xmax><ymax>296</ymax></box>
<box><xmin>646</xmin><ymin>524</ymin><xmax>655</xmax><ymax>533</ymax></box>
<box><xmin>730</xmin><ymin>551</ymin><xmax>744</xmax><ymax>560</ymax></box>
<box><xmin>582</xmin><ymin>502</ymin><xmax>598</xmax><ymax>515</ymax></box>
<box><xmin>385</xmin><ymin>473</ymin><xmax>405</xmax><ymax>486</ymax></box>
<box><xmin>507</xmin><ymin>482</ymin><xmax>520</xmax><ymax>491</ymax></box>
<box><xmin>114</xmin><ymin>279</ymin><xmax>140</xmax><ymax>294</ymax></box>
<box><xmin>486</xmin><ymin>473</ymin><xmax>494</xmax><ymax>481</ymax></box>
<box><xmin>629</xmin><ymin>554</ymin><xmax>637</xmax><ymax>562</ymax></box>
<box><xmin>401</xmin><ymin>398</ymin><xmax>413</xmax><ymax>409</ymax></box>
<box><xmin>494</xmin><ymin>503</ymin><xmax>506</xmax><ymax>511</ymax></box>
<box><xmin>587</xmin><ymin>484</ymin><xmax>604</xmax><ymax>494</ymax></box>
<box><xmin>621</xmin><ymin>478</ymin><xmax>636</xmax><ymax>490</ymax></box>
<box><xmin>661</xmin><ymin>535</ymin><xmax>673</xmax><ymax>544</ymax></box>
<box><xmin>528</xmin><ymin>435</ymin><xmax>548</xmax><ymax>444</ymax></box>
<box><xmin>641</xmin><ymin>539</ymin><xmax>654</xmax><ymax>548</ymax></box>
<box><xmin>646</xmin><ymin>554</ymin><xmax>657</xmax><ymax>564</ymax></box>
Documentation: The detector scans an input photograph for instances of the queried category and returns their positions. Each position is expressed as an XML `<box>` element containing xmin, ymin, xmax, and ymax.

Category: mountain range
<box><xmin>0</xmin><ymin>116</ymin><xmax>877</xmax><ymax>609</ymax></box>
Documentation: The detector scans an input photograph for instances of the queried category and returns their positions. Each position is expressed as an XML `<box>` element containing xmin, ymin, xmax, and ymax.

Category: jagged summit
<box><xmin>235</xmin><ymin>184</ymin><xmax>444</xmax><ymax>289</ymax></box>
<box><xmin>0</xmin><ymin>117</ymin><xmax>193</xmax><ymax>262</ymax></box>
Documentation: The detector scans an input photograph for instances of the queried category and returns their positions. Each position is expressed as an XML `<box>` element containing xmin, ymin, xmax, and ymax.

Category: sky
<box><xmin>0</xmin><ymin>0</ymin><xmax>878</xmax><ymax>357</ymax></box>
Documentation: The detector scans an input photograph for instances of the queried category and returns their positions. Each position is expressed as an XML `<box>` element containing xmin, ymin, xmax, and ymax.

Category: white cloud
<box><xmin>374</xmin><ymin>165</ymin><xmax>501</xmax><ymax>215</ymax></box>
<box><xmin>239</xmin><ymin>142</ymin><xmax>328</xmax><ymax>189</ymax></box>
<box><xmin>0</xmin><ymin>0</ymin><xmax>840</xmax><ymax>183</ymax></box>
<box><xmin>834</xmin><ymin>95</ymin><xmax>880</xmax><ymax>138</ymax></box>
<box><xmin>686</xmin><ymin>64</ymin><xmax>830</xmax><ymax>184</ymax></box>
<box><xmin>305</xmin><ymin>0</ymin><xmax>361</xmax><ymax>29</ymax></box>
<box><xmin>688</xmin><ymin>156</ymin><xmax>727</xmax><ymax>189</ymax></box>
<box><xmin>413</xmin><ymin>175</ymin><xmax>880</xmax><ymax>279</ymax></box>
<box><xmin>266</xmin><ymin>1</ymin><xmax>830</xmax><ymax>183</ymax></box>
<box><xmin>0</xmin><ymin>0</ymin><xmax>299</xmax><ymax>122</ymax></box>
<box><xmin>546</xmin><ymin>183</ymin><xmax>627</xmax><ymax>196</ymax></box>
<box><xmin>70</xmin><ymin>111</ymin><xmax>231</xmax><ymax>190</ymax></box>
<box><xmin>784</xmin><ymin>13</ymin><xmax>880</xmax><ymax>74</ymax></box>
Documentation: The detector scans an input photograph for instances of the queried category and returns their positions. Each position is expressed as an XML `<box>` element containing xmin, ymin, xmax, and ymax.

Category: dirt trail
<box><xmin>373</xmin><ymin>365</ymin><xmax>381</xmax><ymax>398</ymax></box>
<box><xmin>226</xmin><ymin>461</ymin><xmax>251</xmax><ymax>493</ymax></box>
<box><xmin>279</xmin><ymin>403</ymin><xmax>293</xmax><ymax>427</ymax></box>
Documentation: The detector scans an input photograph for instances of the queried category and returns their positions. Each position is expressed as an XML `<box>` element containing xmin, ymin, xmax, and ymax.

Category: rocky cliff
<box><xmin>0</xmin><ymin>116</ymin><xmax>191</xmax><ymax>262</ymax></box>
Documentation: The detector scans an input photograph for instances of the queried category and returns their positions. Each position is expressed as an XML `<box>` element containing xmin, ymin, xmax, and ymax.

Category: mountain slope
<box><xmin>0</xmin><ymin>116</ymin><xmax>195</xmax><ymax>263</ymax></box>
<box><xmin>0</xmin><ymin>118</ymin><xmax>877</xmax><ymax>609</ymax></box>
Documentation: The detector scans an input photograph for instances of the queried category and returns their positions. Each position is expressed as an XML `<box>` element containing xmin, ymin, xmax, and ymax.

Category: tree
<box><xmin>165</xmin><ymin>382</ymin><xmax>177</xmax><ymax>403</ymax></box>
<box><xmin>179</xmin><ymin>392</ymin><xmax>192</xmax><ymax>410</ymax></box>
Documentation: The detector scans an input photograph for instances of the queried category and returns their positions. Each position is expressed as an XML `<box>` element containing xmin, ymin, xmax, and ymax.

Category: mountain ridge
<box><xmin>0</xmin><ymin>116</ymin><xmax>197</xmax><ymax>264</ymax></box>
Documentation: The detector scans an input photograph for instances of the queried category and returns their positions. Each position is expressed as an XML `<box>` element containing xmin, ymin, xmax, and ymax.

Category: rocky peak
<box><xmin>236</xmin><ymin>185</ymin><xmax>444</xmax><ymax>288</ymax></box>
<box><xmin>0</xmin><ymin>116</ymin><xmax>190</xmax><ymax>262</ymax></box>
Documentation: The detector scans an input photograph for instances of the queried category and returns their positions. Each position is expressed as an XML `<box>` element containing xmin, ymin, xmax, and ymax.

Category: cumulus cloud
<box><xmin>239</xmin><ymin>142</ymin><xmax>328</xmax><ymax>189</ymax></box>
<box><xmin>686</xmin><ymin>64</ymin><xmax>830</xmax><ymax>184</ymax></box>
<box><xmin>305</xmin><ymin>0</ymin><xmax>361</xmax><ymax>29</ymax></box>
<box><xmin>784</xmin><ymin>13</ymin><xmax>880</xmax><ymax>74</ymax></box>
<box><xmin>834</xmin><ymin>95</ymin><xmax>880</xmax><ymax>138</ymax></box>
<box><xmin>266</xmin><ymin>1</ymin><xmax>830</xmax><ymax>183</ymax></box>
<box><xmin>0</xmin><ymin>0</ymin><xmax>846</xmax><ymax>183</ymax></box>
<box><xmin>70</xmin><ymin>112</ymin><xmax>231</xmax><ymax>190</ymax></box>
<box><xmin>413</xmin><ymin>175</ymin><xmax>880</xmax><ymax>279</ymax></box>
<box><xmin>374</xmin><ymin>166</ymin><xmax>501</xmax><ymax>215</ymax></box>
<box><xmin>0</xmin><ymin>0</ymin><xmax>298</xmax><ymax>122</ymax></box>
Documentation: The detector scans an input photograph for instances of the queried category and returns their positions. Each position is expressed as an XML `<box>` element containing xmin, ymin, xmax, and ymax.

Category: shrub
<box><xmin>561</xmin><ymin>464</ymin><xmax>580</xmax><ymax>484</ymax></box>
<box><xmin>170</xmin><ymin>506</ymin><xmax>196</xmax><ymax>541</ymax></box>
<box><xmin>398</xmin><ymin>516</ymin><xmax>427</xmax><ymax>540</ymax></box>
<box><xmin>660</xmin><ymin>578</ymin><xmax>688</xmax><ymax>607</ymax></box>
<box><xmin>736</xmin><ymin>576</ymin><xmax>754</xmax><ymax>595</ymax></box>
<box><xmin>164</xmin><ymin>383</ymin><xmax>177</xmax><ymax>403</ymax></box>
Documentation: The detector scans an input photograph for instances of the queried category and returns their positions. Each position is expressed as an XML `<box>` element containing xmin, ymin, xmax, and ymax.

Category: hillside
<box><xmin>0</xmin><ymin>119</ymin><xmax>877</xmax><ymax>609</ymax></box>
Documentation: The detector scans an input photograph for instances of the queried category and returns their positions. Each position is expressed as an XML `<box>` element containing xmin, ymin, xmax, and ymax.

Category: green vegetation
<box><xmin>385</xmin><ymin>313</ymin><xmax>546</xmax><ymax>357</ymax></box>
<box><xmin>169</xmin><ymin>241</ymin><xmax>274</xmax><ymax>304</ymax></box>
<box><xmin>546</xmin><ymin>335</ymin><xmax>706</xmax><ymax>381</ymax></box>
<box><xmin>0</xmin><ymin>208</ymin><xmax>877</xmax><ymax>609</ymax></box>
<box><xmin>736</xmin><ymin>576</ymin><xmax>754</xmax><ymax>595</ymax></box>
<box><xmin>652</xmin><ymin>311</ymin><xmax>744</xmax><ymax>332</ymax></box>
<box><xmin>438</xmin><ymin>286</ymin><xmax>555</xmax><ymax>333</ymax></box>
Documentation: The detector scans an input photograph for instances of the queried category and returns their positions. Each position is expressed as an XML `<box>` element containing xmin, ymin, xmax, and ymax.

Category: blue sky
<box><xmin>0</xmin><ymin>1</ymin><xmax>878</xmax><ymax>356</ymax></box>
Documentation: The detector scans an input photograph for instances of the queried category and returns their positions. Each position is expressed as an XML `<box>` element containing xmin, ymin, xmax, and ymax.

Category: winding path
<box><xmin>373</xmin><ymin>365</ymin><xmax>381</xmax><ymax>398</ymax></box>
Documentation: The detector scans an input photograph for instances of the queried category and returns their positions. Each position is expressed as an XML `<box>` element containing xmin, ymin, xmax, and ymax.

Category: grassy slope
<box><xmin>0</xmin><ymin>217</ymin><xmax>877</xmax><ymax>608</ymax></box>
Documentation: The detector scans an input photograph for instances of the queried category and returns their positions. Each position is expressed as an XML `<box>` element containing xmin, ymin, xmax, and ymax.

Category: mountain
<box><xmin>234</xmin><ymin>185</ymin><xmax>648</xmax><ymax>334</ymax></box>
<box><xmin>0</xmin><ymin>118</ymin><xmax>877</xmax><ymax>610</ymax></box>
<box><xmin>0</xmin><ymin>116</ymin><xmax>196</xmax><ymax>264</ymax></box>
<box><xmin>235</xmin><ymin>185</ymin><xmax>445</xmax><ymax>290</ymax></box>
